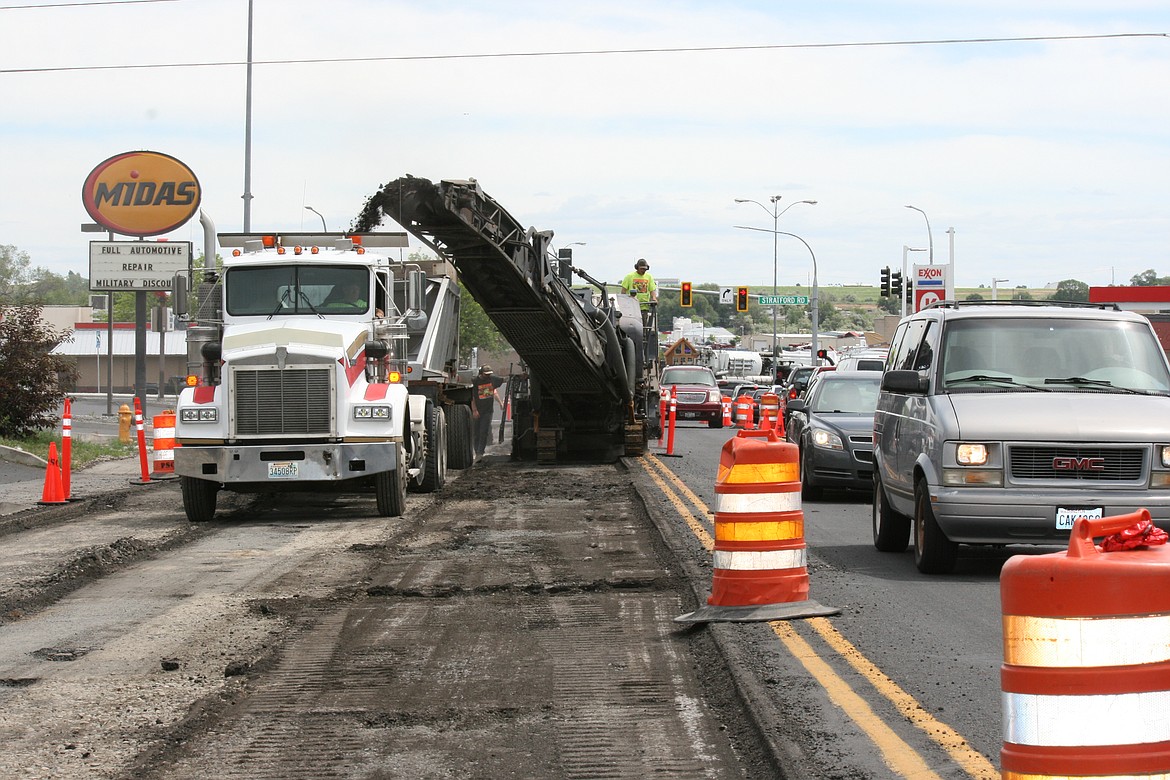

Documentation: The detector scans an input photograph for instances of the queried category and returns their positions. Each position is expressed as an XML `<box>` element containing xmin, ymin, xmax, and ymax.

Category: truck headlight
<box><xmin>353</xmin><ymin>405</ymin><xmax>391</xmax><ymax>420</ymax></box>
<box><xmin>180</xmin><ymin>408</ymin><xmax>217</xmax><ymax>422</ymax></box>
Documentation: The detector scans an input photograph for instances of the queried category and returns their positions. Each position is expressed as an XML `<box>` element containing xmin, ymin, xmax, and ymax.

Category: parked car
<box><xmin>785</xmin><ymin>371</ymin><xmax>883</xmax><ymax>499</ymax></box>
<box><xmin>873</xmin><ymin>300</ymin><xmax>1170</xmax><ymax>574</ymax></box>
<box><xmin>660</xmin><ymin>365</ymin><xmax>724</xmax><ymax>428</ymax></box>
<box><xmin>835</xmin><ymin>349</ymin><xmax>889</xmax><ymax>372</ymax></box>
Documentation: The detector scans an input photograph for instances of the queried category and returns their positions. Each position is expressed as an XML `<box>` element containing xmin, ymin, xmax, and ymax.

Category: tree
<box><xmin>0</xmin><ymin>245</ymin><xmax>43</xmax><ymax>306</ymax></box>
<box><xmin>0</xmin><ymin>304</ymin><xmax>78</xmax><ymax>437</ymax></box>
<box><xmin>1053</xmin><ymin>279</ymin><xmax>1089</xmax><ymax>302</ymax></box>
<box><xmin>1130</xmin><ymin>269</ymin><xmax>1170</xmax><ymax>286</ymax></box>
<box><xmin>965</xmin><ymin>292</ymin><xmax>985</xmax><ymax>302</ymax></box>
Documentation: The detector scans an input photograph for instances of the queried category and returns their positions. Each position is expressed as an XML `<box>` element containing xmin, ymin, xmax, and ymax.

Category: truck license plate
<box><xmin>268</xmin><ymin>461</ymin><xmax>298</xmax><ymax>480</ymax></box>
<box><xmin>1056</xmin><ymin>507</ymin><xmax>1102</xmax><ymax>530</ymax></box>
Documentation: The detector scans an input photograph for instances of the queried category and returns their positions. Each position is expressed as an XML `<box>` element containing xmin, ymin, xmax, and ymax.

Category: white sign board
<box><xmin>90</xmin><ymin>241</ymin><xmax>191</xmax><ymax>291</ymax></box>
<box><xmin>911</xmin><ymin>264</ymin><xmax>949</xmax><ymax>313</ymax></box>
<box><xmin>720</xmin><ymin>287</ymin><xmax>734</xmax><ymax>305</ymax></box>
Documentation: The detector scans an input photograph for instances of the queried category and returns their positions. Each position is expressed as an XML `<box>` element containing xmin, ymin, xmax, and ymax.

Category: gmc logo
<box><xmin>1053</xmin><ymin>456</ymin><xmax>1106</xmax><ymax>471</ymax></box>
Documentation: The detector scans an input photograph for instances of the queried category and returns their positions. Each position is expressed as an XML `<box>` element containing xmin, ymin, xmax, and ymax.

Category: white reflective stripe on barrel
<box><xmin>1003</xmin><ymin>689</ymin><xmax>1170</xmax><ymax>746</ymax></box>
<box><xmin>712</xmin><ymin>548</ymin><xmax>806</xmax><ymax>571</ymax></box>
<box><xmin>154</xmin><ymin>427</ymin><xmax>175</xmax><ymax>438</ymax></box>
<box><xmin>715</xmin><ymin>491</ymin><xmax>801</xmax><ymax>514</ymax></box>
<box><xmin>1005</xmin><ymin>614</ymin><xmax>1170</xmax><ymax>668</ymax></box>
<box><xmin>153</xmin><ymin>449</ymin><xmax>174</xmax><ymax>460</ymax></box>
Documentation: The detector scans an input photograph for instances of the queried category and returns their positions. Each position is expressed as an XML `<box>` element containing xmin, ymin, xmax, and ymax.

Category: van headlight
<box><xmin>956</xmin><ymin>443</ymin><xmax>989</xmax><ymax>466</ymax></box>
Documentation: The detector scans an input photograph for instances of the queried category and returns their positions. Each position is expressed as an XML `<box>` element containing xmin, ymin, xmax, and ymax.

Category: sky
<box><xmin>2</xmin><ymin>0</ymin><xmax>1168</xmax><ymax>295</ymax></box>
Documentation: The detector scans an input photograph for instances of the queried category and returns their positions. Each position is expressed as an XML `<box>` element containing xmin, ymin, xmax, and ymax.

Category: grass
<box><xmin>0</xmin><ymin>430</ymin><xmax>137</xmax><ymax>469</ymax></box>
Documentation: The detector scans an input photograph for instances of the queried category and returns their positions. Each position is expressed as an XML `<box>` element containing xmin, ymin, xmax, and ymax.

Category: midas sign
<box><xmin>82</xmin><ymin>150</ymin><xmax>201</xmax><ymax>237</ymax></box>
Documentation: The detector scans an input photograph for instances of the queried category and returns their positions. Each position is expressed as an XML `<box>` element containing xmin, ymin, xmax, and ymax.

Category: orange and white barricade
<box><xmin>676</xmin><ymin>428</ymin><xmax>837</xmax><ymax>623</ymax></box>
<box><xmin>150</xmin><ymin>410</ymin><xmax>179</xmax><ymax>479</ymax></box>
<box><xmin>1001</xmin><ymin>509</ymin><xmax>1170</xmax><ymax>779</ymax></box>
<box><xmin>757</xmin><ymin>392</ymin><xmax>781</xmax><ymax>433</ymax></box>
<box><xmin>734</xmin><ymin>394</ymin><xmax>754</xmax><ymax>430</ymax></box>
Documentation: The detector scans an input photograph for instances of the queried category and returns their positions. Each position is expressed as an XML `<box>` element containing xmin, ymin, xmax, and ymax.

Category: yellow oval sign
<box><xmin>82</xmin><ymin>150</ymin><xmax>201</xmax><ymax>237</ymax></box>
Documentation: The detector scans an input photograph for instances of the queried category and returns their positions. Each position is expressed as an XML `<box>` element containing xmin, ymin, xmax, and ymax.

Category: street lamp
<box><xmin>905</xmin><ymin>205</ymin><xmax>934</xmax><ymax>265</ymax></box>
<box><xmin>304</xmin><ymin>205</ymin><xmax>327</xmax><ymax>232</ymax></box>
<box><xmin>734</xmin><ymin>196</ymin><xmax>817</xmax><ymax>379</ymax></box>
<box><xmin>901</xmin><ymin>246</ymin><xmax>927</xmax><ymax>318</ymax></box>
<box><xmin>992</xmin><ymin>278</ymin><xmax>1010</xmax><ymax>301</ymax></box>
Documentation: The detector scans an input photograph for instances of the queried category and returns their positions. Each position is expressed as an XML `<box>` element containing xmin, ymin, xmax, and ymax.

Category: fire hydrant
<box><xmin>118</xmin><ymin>403</ymin><xmax>132</xmax><ymax>444</ymax></box>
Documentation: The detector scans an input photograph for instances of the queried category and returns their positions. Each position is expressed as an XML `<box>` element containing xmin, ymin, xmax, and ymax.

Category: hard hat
<box><xmin>635</xmin><ymin>258</ymin><xmax>649</xmax><ymax>270</ymax></box>
<box><xmin>480</xmin><ymin>365</ymin><xmax>492</xmax><ymax>374</ymax></box>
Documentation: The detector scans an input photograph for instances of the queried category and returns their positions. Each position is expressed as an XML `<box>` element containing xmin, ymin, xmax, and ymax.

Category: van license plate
<box><xmin>268</xmin><ymin>461</ymin><xmax>298</xmax><ymax>480</ymax></box>
<box><xmin>1056</xmin><ymin>507</ymin><xmax>1102</xmax><ymax>530</ymax></box>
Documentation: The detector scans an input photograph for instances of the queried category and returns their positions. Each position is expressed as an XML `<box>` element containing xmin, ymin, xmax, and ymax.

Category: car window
<box><xmin>662</xmin><ymin>368</ymin><xmax>716</xmax><ymax>387</ymax></box>
<box><xmin>811</xmin><ymin>377</ymin><xmax>882</xmax><ymax>413</ymax></box>
<box><xmin>893</xmin><ymin>320</ymin><xmax>928</xmax><ymax>371</ymax></box>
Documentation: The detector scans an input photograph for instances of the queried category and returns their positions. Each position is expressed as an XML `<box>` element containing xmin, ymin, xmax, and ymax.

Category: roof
<box><xmin>52</xmin><ymin>328</ymin><xmax>188</xmax><ymax>357</ymax></box>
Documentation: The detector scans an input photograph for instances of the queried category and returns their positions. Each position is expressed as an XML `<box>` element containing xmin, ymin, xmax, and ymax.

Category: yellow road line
<box><xmin>639</xmin><ymin>454</ymin><xmax>996</xmax><ymax>779</ymax></box>
<box><xmin>806</xmin><ymin>618</ymin><xmax>999</xmax><ymax>779</ymax></box>
<box><xmin>770</xmin><ymin>621</ymin><xmax>942</xmax><ymax>779</ymax></box>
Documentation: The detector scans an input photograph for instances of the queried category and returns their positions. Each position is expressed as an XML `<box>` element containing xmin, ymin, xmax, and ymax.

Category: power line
<box><xmin>1</xmin><ymin>31</ymin><xmax>1165</xmax><ymax>75</ymax></box>
<box><xmin>0</xmin><ymin>0</ymin><xmax>178</xmax><ymax>9</ymax></box>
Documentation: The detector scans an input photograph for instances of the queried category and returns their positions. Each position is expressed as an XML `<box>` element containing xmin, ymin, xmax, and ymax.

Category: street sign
<box><xmin>720</xmin><ymin>287</ymin><xmax>733</xmax><ymax>305</ymax></box>
<box><xmin>89</xmin><ymin>240</ymin><xmax>191</xmax><ymax>291</ymax></box>
<box><xmin>759</xmin><ymin>295</ymin><xmax>810</xmax><ymax>306</ymax></box>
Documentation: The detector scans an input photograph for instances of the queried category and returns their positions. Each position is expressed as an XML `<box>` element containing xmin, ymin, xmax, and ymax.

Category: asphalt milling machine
<box><xmin>353</xmin><ymin>175</ymin><xmax>661</xmax><ymax>462</ymax></box>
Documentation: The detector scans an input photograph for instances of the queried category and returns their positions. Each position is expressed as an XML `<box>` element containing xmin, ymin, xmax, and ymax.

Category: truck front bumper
<box><xmin>175</xmin><ymin>441</ymin><xmax>400</xmax><ymax>484</ymax></box>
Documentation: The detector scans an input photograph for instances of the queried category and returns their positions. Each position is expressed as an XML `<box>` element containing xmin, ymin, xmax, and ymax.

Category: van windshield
<box><xmin>941</xmin><ymin>318</ymin><xmax>1170</xmax><ymax>393</ymax></box>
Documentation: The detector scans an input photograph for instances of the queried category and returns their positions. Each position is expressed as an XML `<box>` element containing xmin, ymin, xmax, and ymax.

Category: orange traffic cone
<box><xmin>676</xmin><ymin>427</ymin><xmax>837</xmax><ymax>623</ymax></box>
<box><xmin>38</xmin><ymin>441</ymin><xmax>67</xmax><ymax>505</ymax></box>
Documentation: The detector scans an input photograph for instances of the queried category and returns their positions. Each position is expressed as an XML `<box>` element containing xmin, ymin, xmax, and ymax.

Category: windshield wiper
<box><xmin>267</xmin><ymin>289</ymin><xmax>294</xmax><ymax>320</ymax></box>
<box><xmin>298</xmin><ymin>289</ymin><xmax>325</xmax><ymax>318</ymax></box>
<box><xmin>1044</xmin><ymin>376</ymin><xmax>1147</xmax><ymax>395</ymax></box>
<box><xmin>946</xmin><ymin>374</ymin><xmax>1051</xmax><ymax>391</ymax></box>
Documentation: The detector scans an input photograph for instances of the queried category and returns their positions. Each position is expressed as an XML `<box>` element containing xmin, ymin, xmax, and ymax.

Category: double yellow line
<box><xmin>640</xmin><ymin>453</ymin><xmax>998</xmax><ymax>780</ymax></box>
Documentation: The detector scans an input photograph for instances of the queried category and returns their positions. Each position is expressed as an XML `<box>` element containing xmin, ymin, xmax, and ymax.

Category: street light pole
<box><xmin>305</xmin><ymin>206</ymin><xmax>328</xmax><ymax>232</ymax></box>
<box><xmin>901</xmin><ymin>246</ymin><xmax>927</xmax><ymax>318</ymax></box>
<box><xmin>905</xmin><ymin>205</ymin><xmax>934</xmax><ymax>265</ymax></box>
<box><xmin>992</xmin><ymin>278</ymin><xmax>1009</xmax><ymax>301</ymax></box>
<box><xmin>734</xmin><ymin>196</ymin><xmax>817</xmax><ymax>378</ymax></box>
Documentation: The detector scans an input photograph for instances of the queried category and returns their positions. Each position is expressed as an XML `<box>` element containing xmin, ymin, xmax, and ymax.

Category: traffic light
<box><xmin>736</xmin><ymin>286</ymin><xmax>749</xmax><ymax>312</ymax></box>
<box><xmin>890</xmin><ymin>271</ymin><xmax>903</xmax><ymax>299</ymax></box>
<box><xmin>880</xmin><ymin>266</ymin><xmax>891</xmax><ymax>297</ymax></box>
<box><xmin>680</xmin><ymin>281</ymin><xmax>693</xmax><ymax>307</ymax></box>
<box><xmin>905</xmin><ymin>280</ymin><xmax>914</xmax><ymax>305</ymax></box>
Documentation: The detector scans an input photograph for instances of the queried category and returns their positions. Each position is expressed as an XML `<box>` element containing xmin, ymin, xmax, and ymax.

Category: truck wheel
<box><xmin>447</xmin><ymin>404</ymin><xmax>474</xmax><ymax>470</ymax></box>
<box><xmin>376</xmin><ymin>445</ymin><xmax>407</xmax><ymax>517</ymax></box>
<box><xmin>181</xmin><ymin>476</ymin><xmax>218</xmax><ymax>523</ymax></box>
<box><xmin>914</xmin><ymin>478</ymin><xmax>957</xmax><ymax>574</ymax></box>
<box><xmin>418</xmin><ymin>404</ymin><xmax>447</xmax><ymax>493</ymax></box>
<box><xmin>872</xmin><ymin>470</ymin><xmax>910</xmax><ymax>552</ymax></box>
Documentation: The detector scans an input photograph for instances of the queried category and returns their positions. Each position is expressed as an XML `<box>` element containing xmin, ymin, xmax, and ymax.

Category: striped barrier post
<box><xmin>61</xmin><ymin>397</ymin><xmax>73</xmax><ymax>500</ymax></box>
<box><xmin>1001</xmin><ymin>508</ymin><xmax>1170</xmax><ymax>779</ymax></box>
<box><xmin>676</xmin><ymin>427</ymin><xmax>838</xmax><ymax>623</ymax></box>
<box><xmin>721</xmin><ymin>395</ymin><xmax>733</xmax><ymax>427</ymax></box>
<box><xmin>666</xmin><ymin>385</ymin><xmax>677</xmax><ymax>456</ymax></box>
<box><xmin>131</xmin><ymin>397</ymin><xmax>151</xmax><ymax>485</ymax></box>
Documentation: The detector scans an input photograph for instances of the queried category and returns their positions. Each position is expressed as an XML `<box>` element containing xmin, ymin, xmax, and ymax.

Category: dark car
<box><xmin>660</xmin><ymin>365</ymin><xmax>724</xmax><ymax>428</ymax></box>
<box><xmin>785</xmin><ymin>370</ymin><xmax>882</xmax><ymax>498</ymax></box>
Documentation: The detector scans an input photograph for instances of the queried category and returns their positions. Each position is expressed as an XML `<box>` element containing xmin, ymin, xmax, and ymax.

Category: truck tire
<box><xmin>872</xmin><ymin>470</ymin><xmax>910</xmax><ymax>552</ymax></box>
<box><xmin>418</xmin><ymin>404</ymin><xmax>447</xmax><ymax>493</ymax></box>
<box><xmin>181</xmin><ymin>476</ymin><xmax>218</xmax><ymax>523</ymax></box>
<box><xmin>447</xmin><ymin>403</ymin><xmax>474</xmax><ymax>470</ymax></box>
<box><xmin>376</xmin><ymin>445</ymin><xmax>407</xmax><ymax>517</ymax></box>
<box><xmin>914</xmin><ymin>478</ymin><xmax>957</xmax><ymax>574</ymax></box>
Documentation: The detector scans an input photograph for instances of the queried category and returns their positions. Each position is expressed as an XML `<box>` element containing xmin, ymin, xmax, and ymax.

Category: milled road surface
<box><xmin>0</xmin><ymin>454</ymin><xmax>771</xmax><ymax>779</ymax></box>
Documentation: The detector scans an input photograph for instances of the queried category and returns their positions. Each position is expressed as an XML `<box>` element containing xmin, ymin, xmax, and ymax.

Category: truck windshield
<box><xmin>941</xmin><ymin>317</ymin><xmax>1170</xmax><ymax>393</ymax></box>
<box><xmin>226</xmin><ymin>265</ymin><xmax>371</xmax><ymax>316</ymax></box>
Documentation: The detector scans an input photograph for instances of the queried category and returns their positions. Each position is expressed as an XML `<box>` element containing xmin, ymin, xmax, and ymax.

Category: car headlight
<box><xmin>956</xmin><ymin>443</ymin><xmax>989</xmax><ymax>466</ymax></box>
<box><xmin>1160</xmin><ymin>445</ymin><xmax>1170</xmax><ymax>469</ymax></box>
<box><xmin>810</xmin><ymin>428</ymin><xmax>843</xmax><ymax>450</ymax></box>
<box><xmin>179</xmin><ymin>408</ymin><xmax>217</xmax><ymax>423</ymax></box>
<box><xmin>353</xmin><ymin>405</ymin><xmax>391</xmax><ymax>420</ymax></box>
<box><xmin>708</xmin><ymin>390</ymin><xmax>722</xmax><ymax>403</ymax></box>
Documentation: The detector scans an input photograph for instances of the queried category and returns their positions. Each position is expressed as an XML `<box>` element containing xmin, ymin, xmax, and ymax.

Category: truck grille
<box><xmin>1009</xmin><ymin>445</ymin><xmax>1145</xmax><ymax>482</ymax></box>
<box><xmin>234</xmin><ymin>368</ymin><xmax>332</xmax><ymax>435</ymax></box>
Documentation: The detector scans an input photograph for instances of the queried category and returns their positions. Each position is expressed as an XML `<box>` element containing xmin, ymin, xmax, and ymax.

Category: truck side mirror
<box><xmin>406</xmin><ymin>269</ymin><xmax>426</xmax><ymax>312</ymax></box>
<box><xmin>172</xmin><ymin>273</ymin><xmax>188</xmax><ymax>316</ymax></box>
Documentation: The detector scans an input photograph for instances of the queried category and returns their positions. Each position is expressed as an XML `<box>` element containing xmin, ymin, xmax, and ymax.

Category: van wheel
<box><xmin>800</xmin><ymin>447</ymin><xmax>822</xmax><ymax>501</ymax></box>
<box><xmin>914</xmin><ymin>479</ymin><xmax>957</xmax><ymax>574</ymax></box>
<box><xmin>375</xmin><ymin>445</ymin><xmax>407</xmax><ymax>517</ymax></box>
<box><xmin>872</xmin><ymin>470</ymin><xmax>910</xmax><ymax>552</ymax></box>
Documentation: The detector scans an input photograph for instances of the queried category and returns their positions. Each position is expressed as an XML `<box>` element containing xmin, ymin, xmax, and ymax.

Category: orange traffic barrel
<box><xmin>757</xmin><ymin>392</ymin><xmax>781</xmax><ymax>433</ymax></box>
<box><xmin>676</xmin><ymin>427</ymin><xmax>838</xmax><ymax>623</ymax></box>
<box><xmin>1001</xmin><ymin>509</ymin><xmax>1170</xmax><ymax>779</ymax></box>
<box><xmin>734</xmin><ymin>394</ymin><xmax>755</xmax><ymax>429</ymax></box>
<box><xmin>150</xmin><ymin>410</ymin><xmax>179</xmax><ymax>479</ymax></box>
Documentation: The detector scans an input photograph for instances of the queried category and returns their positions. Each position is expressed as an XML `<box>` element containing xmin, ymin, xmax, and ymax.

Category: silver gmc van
<box><xmin>872</xmin><ymin>300</ymin><xmax>1170</xmax><ymax>573</ymax></box>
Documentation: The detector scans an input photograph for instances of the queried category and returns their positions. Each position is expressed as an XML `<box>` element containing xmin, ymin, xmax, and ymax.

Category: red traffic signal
<box><xmin>680</xmin><ymin>281</ymin><xmax>693</xmax><ymax>307</ymax></box>
<box><xmin>736</xmin><ymin>286</ymin><xmax>749</xmax><ymax>312</ymax></box>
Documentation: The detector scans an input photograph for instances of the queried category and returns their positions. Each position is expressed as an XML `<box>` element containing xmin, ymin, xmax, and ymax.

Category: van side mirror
<box><xmin>881</xmin><ymin>369</ymin><xmax>928</xmax><ymax>394</ymax></box>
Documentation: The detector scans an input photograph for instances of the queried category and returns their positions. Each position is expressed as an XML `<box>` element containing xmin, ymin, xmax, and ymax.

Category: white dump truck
<box><xmin>172</xmin><ymin>229</ymin><xmax>473</xmax><ymax>522</ymax></box>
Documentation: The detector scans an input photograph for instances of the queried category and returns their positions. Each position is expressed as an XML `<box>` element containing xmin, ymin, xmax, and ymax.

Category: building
<box><xmin>52</xmin><ymin>322</ymin><xmax>188</xmax><ymax>394</ymax></box>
